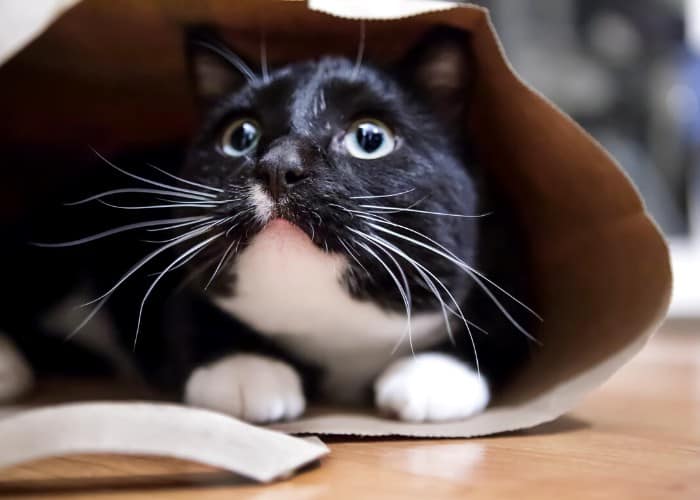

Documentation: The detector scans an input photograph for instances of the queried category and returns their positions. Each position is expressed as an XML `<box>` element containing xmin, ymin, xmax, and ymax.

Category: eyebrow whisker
<box><xmin>351</xmin><ymin>20</ymin><xmax>366</xmax><ymax>80</ymax></box>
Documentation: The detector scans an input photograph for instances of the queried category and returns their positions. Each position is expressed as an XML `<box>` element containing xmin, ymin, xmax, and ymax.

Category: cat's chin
<box><xmin>263</xmin><ymin>217</ymin><xmax>304</xmax><ymax>233</ymax></box>
<box><xmin>258</xmin><ymin>218</ymin><xmax>314</xmax><ymax>246</ymax></box>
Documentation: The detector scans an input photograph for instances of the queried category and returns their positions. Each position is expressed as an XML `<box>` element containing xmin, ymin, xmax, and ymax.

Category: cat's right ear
<box><xmin>399</xmin><ymin>26</ymin><xmax>473</xmax><ymax>123</ymax></box>
<box><xmin>185</xmin><ymin>26</ymin><xmax>254</xmax><ymax>105</ymax></box>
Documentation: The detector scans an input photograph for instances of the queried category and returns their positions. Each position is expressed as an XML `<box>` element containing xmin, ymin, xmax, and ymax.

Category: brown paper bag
<box><xmin>0</xmin><ymin>0</ymin><xmax>672</xmax><ymax>481</ymax></box>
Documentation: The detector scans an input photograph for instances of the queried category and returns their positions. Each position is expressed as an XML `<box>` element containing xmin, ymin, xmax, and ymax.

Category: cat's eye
<box><xmin>221</xmin><ymin>118</ymin><xmax>261</xmax><ymax>157</ymax></box>
<box><xmin>343</xmin><ymin>119</ymin><xmax>396</xmax><ymax>159</ymax></box>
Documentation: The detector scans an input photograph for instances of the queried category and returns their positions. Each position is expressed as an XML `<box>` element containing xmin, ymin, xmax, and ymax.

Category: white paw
<box><xmin>375</xmin><ymin>353</ymin><xmax>490</xmax><ymax>422</ymax></box>
<box><xmin>184</xmin><ymin>354</ymin><xmax>305</xmax><ymax>423</ymax></box>
<box><xmin>0</xmin><ymin>335</ymin><xmax>34</xmax><ymax>403</ymax></box>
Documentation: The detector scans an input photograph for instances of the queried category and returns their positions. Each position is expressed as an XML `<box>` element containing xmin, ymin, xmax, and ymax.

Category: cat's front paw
<box><xmin>0</xmin><ymin>335</ymin><xmax>34</xmax><ymax>403</ymax></box>
<box><xmin>374</xmin><ymin>353</ymin><xmax>489</xmax><ymax>422</ymax></box>
<box><xmin>184</xmin><ymin>354</ymin><xmax>305</xmax><ymax>423</ymax></box>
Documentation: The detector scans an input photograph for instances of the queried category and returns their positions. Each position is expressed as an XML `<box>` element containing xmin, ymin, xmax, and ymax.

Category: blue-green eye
<box><xmin>343</xmin><ymin>119</ymin><xmax>396</xmax><ymax>159</ymax></box>
<box><xmin>221</xmin><ymin>118</ymin><xmax>261</xmax><ymax>157</ymax></box>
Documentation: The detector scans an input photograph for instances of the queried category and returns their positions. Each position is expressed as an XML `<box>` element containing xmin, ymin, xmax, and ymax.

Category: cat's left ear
<box><xmin>399</xmin><ymin>26</ymin><xmax>473</xmax><ymax>122</ymax></box>
<box><xmin>185</xmin><ymin>26</ymin><xmax>255</xmax><ymax>105</ymax></box>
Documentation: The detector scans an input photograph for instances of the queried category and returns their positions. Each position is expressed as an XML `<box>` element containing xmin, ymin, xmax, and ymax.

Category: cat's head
<box><xmin>179</xmin><ymin>26</ymin><xmax>481</xmax><ymax>311</ymax></box>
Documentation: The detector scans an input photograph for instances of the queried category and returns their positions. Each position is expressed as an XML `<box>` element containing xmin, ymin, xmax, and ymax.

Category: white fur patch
<box><xmin>214</xmin><ymin>220</ymin><xmax>446</xmax><ymax>402</ymax></box>
<box><xmin>184</xmin><ymin>354</ymin><xmax>305</xmax><ymax>423</ymax></box>
<box><xmin>0</xmin><ymin>335</ymin><xmax>34</xmax><ymax>403</ymax></box>
<box><xmin>249</xmin><ymin>184</ymin><xmax>274</xmax><ymax>223</ymax></box>
<box><xmin>375</xmin><ymin>353</ymin><xmax>490</xmax><ymax>422</ymax></box>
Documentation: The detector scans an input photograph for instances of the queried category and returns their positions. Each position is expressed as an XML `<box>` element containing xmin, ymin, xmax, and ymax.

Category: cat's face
<box><xmin>180</xmin><ymin>28</ymin><xmax>480</xmax><ymax>312</ymax></box>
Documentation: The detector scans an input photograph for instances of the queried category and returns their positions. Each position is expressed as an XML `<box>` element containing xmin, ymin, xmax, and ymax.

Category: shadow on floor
<box><xmin>316</xmin><ymin>415</ymin><xmax>590</xmax><ymax>444</ymax></box>
<box><xmin>0</xmin><ymin>470</ymin><xmax>250</xmax><ymax>497</ymax></box>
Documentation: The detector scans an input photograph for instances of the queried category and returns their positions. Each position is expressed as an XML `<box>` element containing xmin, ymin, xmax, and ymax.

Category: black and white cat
<box><xmin>0</xmin><ymin>27</ymin><xmax>536</xmax><ymax>423</ymax></box>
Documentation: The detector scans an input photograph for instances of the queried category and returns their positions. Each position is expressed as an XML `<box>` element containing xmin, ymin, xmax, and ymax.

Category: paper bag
<box><xmin>0</xmin><ymin>0</ymin><xmax>672</xmax><ymax>480</ymax></box>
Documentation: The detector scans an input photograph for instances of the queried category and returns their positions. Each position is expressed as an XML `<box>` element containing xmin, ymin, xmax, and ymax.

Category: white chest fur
<box><xmin>213</xmin><ymin>221</ymin><xmax>446</xmax><ymax>401</ymax></box>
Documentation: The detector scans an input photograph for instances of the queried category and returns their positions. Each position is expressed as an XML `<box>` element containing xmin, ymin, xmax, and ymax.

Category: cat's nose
<box><xmin>255</xmin><ymin>137</ymin><xmax>310</xmax><ymax>200</ymax></box>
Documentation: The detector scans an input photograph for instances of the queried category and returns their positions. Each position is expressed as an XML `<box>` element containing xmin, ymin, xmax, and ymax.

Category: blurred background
<box><xmin>475</xmin><ymin>0</ymin><xmax>700</xmax><ymax>317</ymax></box>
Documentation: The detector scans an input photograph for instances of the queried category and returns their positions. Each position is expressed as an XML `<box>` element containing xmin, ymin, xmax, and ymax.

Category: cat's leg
<box><xmin>0</xmin><ymin>334</ymin><xmax>34</xmax><ymax>402</ymax></box>
<box><xmin>184</xmin><ymin>354</ymin><xmax>306</xmax><ymax>423</ymax></box>
<box><xmin>374</xmin><ymin>353</ymin><xmax>489</xmax><ymax>422</ymax></box>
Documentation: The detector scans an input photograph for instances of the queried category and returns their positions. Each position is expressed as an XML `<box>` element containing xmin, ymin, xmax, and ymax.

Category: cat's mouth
<box><xmin>248</xmin><ymin>184</ymin><xmax>318</xmax><ymax>243</ymax></box>
<box><xmin>261</xmin><ymin>218</ymin><xmax>310</xmax><ymax>240</ymax></box>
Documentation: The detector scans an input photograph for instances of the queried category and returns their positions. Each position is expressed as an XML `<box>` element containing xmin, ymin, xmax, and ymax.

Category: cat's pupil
<box><xmin>356</xmin><ymin>123</ymin><xmax>384</xmax><ymax>153</ymax></box>
<box><xmin>230</xmin><ymin>122</ymin><xmax>258</xmax><ymax>151</ymax></box>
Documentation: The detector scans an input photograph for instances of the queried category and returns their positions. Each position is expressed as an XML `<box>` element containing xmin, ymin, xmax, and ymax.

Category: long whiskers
<box><xmin>146</xmin><ymin>217</ymin><xmax>217</xmax><ymax>233</ymax></box>
<box><xmin>146</xmin><ymin>164</ymin><xmax>223</xmax><ymax>193</ymax></box>
<box><xmin>366</xmin><ymin>217</ymin><xmax>540</xmax><ymax>319</ymax></box>
<box><xmin>133</xmin><ymin>232</ymin><xmax>224</xmax><ymax>348</ymax></box>
<box><xmin>145</xmin><ymin>215</ymin><xmax>237</xmax><ymax>244</ymax></box>
<box><xmin>346</xmin><ymin>208</ymin><xmax>540</xmax><ymax>319</ymax></box>
<box><xmin>260</xmin><ymin>29</ymin><xmax>270</xmax><ymax>84</ymax></box>
<box><xmin>366</xmin><ymin>222</ymin><xmax>540</xmax><ymax>343</ymax></box>
<box><xmin>350</xmin><ymin>188</ymin><xmax>416</xmax><ymax>200</ymax></box>
<box><xmin>192</xmin><ymin>40</ymin><xmax>260</xmax><ymax>84</ymax></box>
<box><xmin>351</xmin><ymin>20</ymin><xmax>366</xmax><ymax>81</ymax></box>
<box><xmin>33</xmin><ymin>216</ymin><xmax>209</xmax><ymax>248</ymax></box>
<box><xmin>70</xmin><ymin>223</ymin><xmax>220</xmax><ymax>340</ymax></box>
<box><xmin>349</xmin><ymin>228</ymin><xmax>481</xmax><ymax>377</ymax></box>
<box><xmin>98</xmin><ymin>200</ymin><xmax>220</xmax><ymax>210</ymax></box>
<box><xmin>90</xmin><ymin>149</ymin><xmax>218</xmax><ymax>199</ymax></box>
<box><xmin>65</xmin><ymin>189</ymin><xmax>210</xmax><ymax>206</ymax></box>
<box><xmin>204</xmin><ymin>237</ymin><xmax>240</xmax><ymax>291</ymax></box>
<box><xmin>334</xmin><ymin>201</ymin><xmax>540</xmax><ymax>344</ymax></box>
<box><xmin>354</xmin><ymin>240</ymin><xmax>414</xmax><ymax>356</ymax></box>
<box><xmin>337</xmin><ymin>237</ymin><xmax>372</xmax><ymax>279</ymax></box>
<box><xmin>81</xmin><ymin>223</ymin><xmax>219</xmax><ymax>307</ymax></box>
<box><xmin>42</xmin><ymin>149</ymin><xmax>237</xmax><ymax>346</ymax></box>
<box><xmin>358</xmin><ymin>204</ymin><xmax>491</xmax><ymax>219</ymax></box>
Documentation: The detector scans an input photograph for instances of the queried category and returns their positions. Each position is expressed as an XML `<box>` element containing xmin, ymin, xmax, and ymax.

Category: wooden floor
<box><xmin>0</xmin><ymin>323</ymin><xmax>698</xmax><ymax>499</ymax></box>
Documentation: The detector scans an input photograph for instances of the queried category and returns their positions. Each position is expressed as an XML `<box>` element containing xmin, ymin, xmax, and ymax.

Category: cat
<box><xmin>0</xmin><ymin>26</ymin><xmax>537</xmax><ymax>423</ymax></box>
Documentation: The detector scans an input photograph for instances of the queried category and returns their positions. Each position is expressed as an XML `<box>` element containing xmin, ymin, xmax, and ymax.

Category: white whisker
<box><xmin>91</xmin><ymin>148</ymin><xmax>217</xmax><ymax>199</ymax></box>
<box><xmin>146</xmin><ymin>164</ymin><xmax>223</xmax><ymax>193</ymax></box>
<box><xmin>351</xmin><ymin>20</ymin><xmax>366</xmax><ymax>80</ymax></box>
<box><xmin>146</xmin><ymin>237</ymin><xmax>214</xmax><ymax>276</ymax></box>
<box><xmin>352</xmin><ymin>229</ymin><xmax>481</xmax><ymax>377</ymax></box>
<box><xmin>371</xmin><ymin>240</ymin><xmax>413</xmax><ymax>323</ymax></box>
<box><xmin>362</xmin><ymin>237</ymin><xmax>416</xmax><ymax>354</ymax></box>
<box><xmin>366</xmin><ymin>222</ymin><xmax>539</xmax><ymax>342</ymax></box>
<box><xmin>65</xmin><ymin>223</ymin><xmax>216</xmax><ymax>339</ymax></box>
<box><xmin>350</xmin><ymin>188</ymin><xmax>416</xmax><ymax>200</ymax></box>
<box><xmin>364</xmin><ymin>217</ymin><xmax>540</xmax><ymax>319</ymax></box>
<box><xmin>142</xmin><ymin>219</ymin><xmax>219</xmax><ymax>243</ymax></box>
<box><xmin>65</xmin><ymin>189</ymin><xmax>209</xmax><ymax>206</ymax></box>
<box><xmin>337</xmin><ymin>237</ymin><xmax>372</xmax><ymax>278</ymax></box>
<box><xmin>204</xmin><ymin>237</ymin><xmax>239</xmax><ymax>291</ymax></box>
<box><xmin>343</xmin><ymin>207</ymin><xmax>540</xmax><ymax>321</ymax></box>
<box><xmin>354</xmin><ymin>238</ymin><xmax>414</xmax><ymax>356</ymax></box>
<box><xmin>133</xmin><ymin>232</ymin><xmax>224</xmax><ymax>349</ymax></box>
<box><xmin>260</xmin><ymin>29</ymin><xmax>270</xmax><ymax>84</ymax></box>
<box><xmin>358</xmin><ymin>231</ymin><xmax>453</xmax><ymax>344</ymax></box>
<box><xmin>225</xmin><ymin>208</ymin><xmax>254</xmax><ymax>236</ymax></box>
<box><xmin>174</xmin><ymin>252</ymin><xmax>222</xmax><ymax>294</ymax></box>
<box><xmin>79</xmin><ymin>223</ymin><xmax>217</xmax><ymax>309</ymax></box>
<box><xmin>33</xmin><ymin>216</ymin><xmax>206</xmax><ymax>248</ymax></box>
<box><xmin>192</xmin><ymin>40</ymin><xmax>259</xmax><ymax>84</ymax></box>
<box><xmin>359</xmin><ymin>204</ymin><xmax>491</xmax><ymax>219</ymax></box>
<box><xmin>146</xmin><ymin>217</ymin><xmax>216</xmax><ymax>232</ymax></box>
<box><xmin>98</xmin><ymin>200</ymin><xmax>218</xmax><ymax>210</ymax></box>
